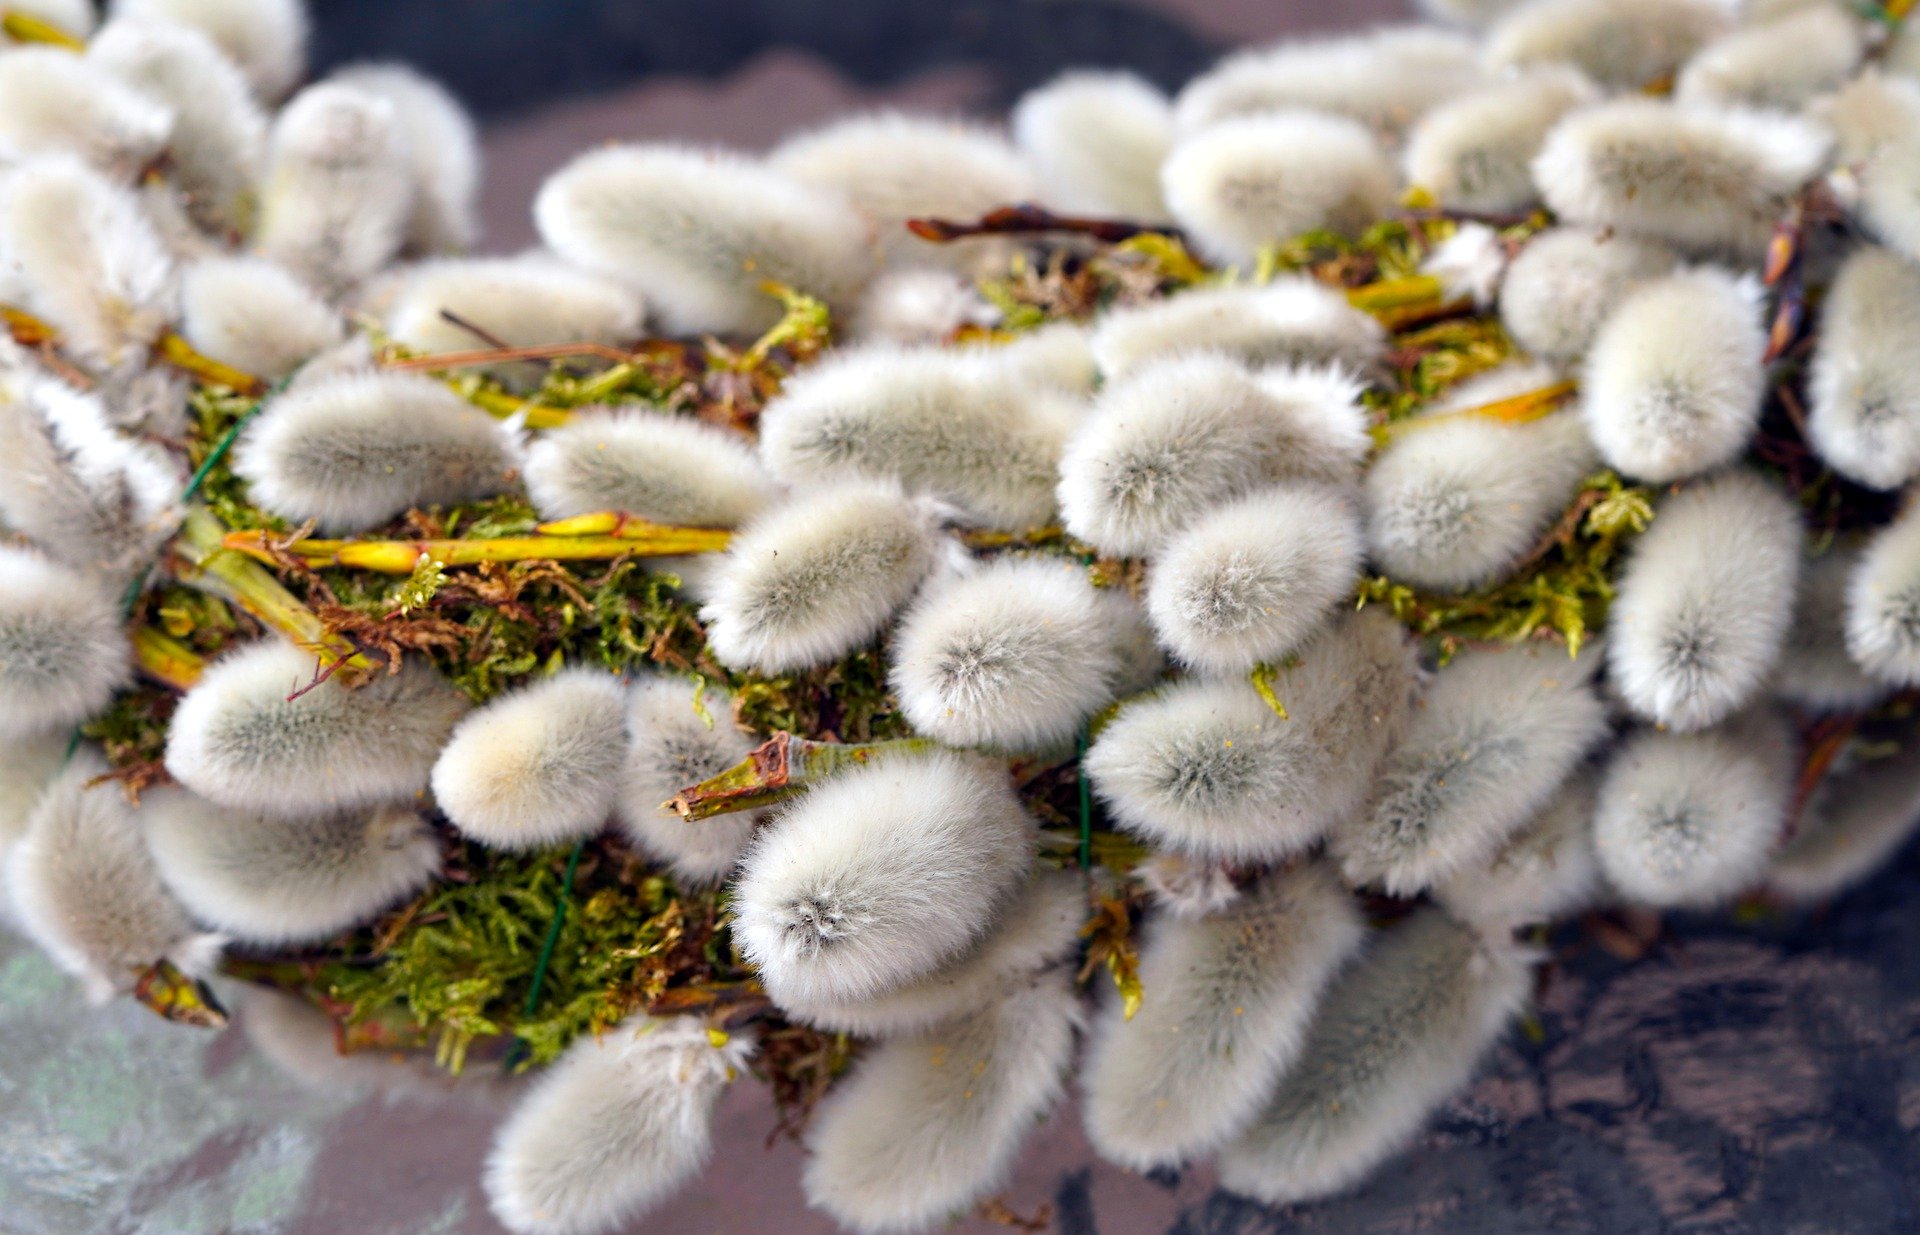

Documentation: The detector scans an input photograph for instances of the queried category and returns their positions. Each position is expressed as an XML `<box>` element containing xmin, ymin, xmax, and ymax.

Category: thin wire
<box><xmin>1076</xmin><ymin>725</ymin><xmax>1093</xmax><ymax>870</ymax></box>
<box><xmin>505</xmin><ymin>838</ymin><xmax>588</xmax><ymax>1070</ymax></box>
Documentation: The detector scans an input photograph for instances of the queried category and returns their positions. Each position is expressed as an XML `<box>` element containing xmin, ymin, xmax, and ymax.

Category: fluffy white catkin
<box><xmin>1434</xmin><ymin>773</ymin><xmax>1603</xmax><ymax>928</ymax></box>
<box><xmin>890</xmin><ymin>556</ymin><xmax>1129</xmax><ymax>751</ymax></box>
<box><xmin>614</xmin><ymin>675</ymin><xmax>761</xmax><ymax>886</ymax></box>
<box><xmin>1675</xmin><ymin>5</ymin><xmax>1862</xmax><ymax>111</ymax></box>
<box><xmin>534</xmin><ymin>144</ymin><xmax>870</xmax><ymax>335</ymax></box>
<box><xmin>178</xmin><ymin>257</ymin><xmax>344</xmax><ymax>381</ymax></box>
<box><xmin>1145</xmin><ymin>483</ymin><xmax>1363</xmax><ymax>675</ymax></box>
<box><xmin>756</xmin><ymin>345</ymin><xmax>1078</xmax><ymax>530</ymax></box>
<box><xmin>0</xmin><ymin>48</ymin><xmax>174</xmax><ymax>179</ymax></box>
<box><xmin>773</xmin><ymin>870</ymin><xmax>1085</xmax><ymax>1038</ymax></box>
<box><xmin>1608</xmin><ymin>469</ymin><xmax>1803</xmax><ymax>731</ymax></box>
<box><xmin>4</xmin><ymin>754</ymin><xmax>220</xmax><ymax>1003</ymax></box>
<box><xmin>802</xmin><ymin>970</ymin><xmax>1080</xmax><ymax>1234</ymax></box>
<box><xmin>768</xmin><ymin>113</ymin><xmax>1036</xmax><ymax>273</ymax></box>
<box><xmin>1486</xmin><ymin>0</ymin><xmax>1729</xmax><ymax>89</ymax></box>
<box><xmin>1081</xmin><ymin>863</ymin><xmax>1365</xmax><ymax>1171</ymax></box>
<box><xmin>1769</xmin><ymin>729</ymin><xmax>1920</xmax><ymax>904</ymax></box>
<box><xmin>1845</xmin><ymin>497</ymin><xmax>1920</xmax><ymax>686</ymax></box>
<box><xmin>1162</xmin><ymin>112</ymin><xmax>1396</xmax><ymax>269</ymax></box>
<box><xmin>1088</xmin><ymin>278</ymin><xmax>1386</xmax><ymax>381</ymax></box>
<box><xmin>1057</xmin><ymin>356</ymin><xmax>1369</xmax><ymax>556</ymax></box>
<box><xmin>1808</xmin><ymin>246</ymin><xmax>1920</xmax><ymax>491</ymax></box>
<box><xmin>330</xmin><ymin>63</ymin><xmax>481</xmax><ymax>255</ymax></box>
<box><xmin>1497</xmin><ymin>227</ymin><xmax>1677</xmax><ymax>361</ymax></box>
<box><xmin>1403</xmin><ymin>67</ymin><xmax>1596</xmax><ymax>214</ymax></box>
<box><xmin>730</xmin><ymin>752</ymin><xmax>1033</xmax><ymax>1007</ymax></box>
<box><xmin>1010</xmin><ymin>71</ymin><xmax>1173</xmax><ymax>221</ymax></box>
<box><xmin>1773</xmin><ymin>544</ymin><xmax>1889</xmax><ymax>714</ymax></box>
<box><xmin>1581</xmin><ymin>267</ymin><xmax>1767</xmax><ymax>483</ymax></box>
<box><xmin>485</xmin><ymin>1015</ymin><xmax>756</xmax><ymax>1235</ymax></box>
<box><xmin>523</xmin><ymin>409</ymin><xmax>771</xmax><ymax>527</ymax></box>
<box><xmin>255</xmin><ymin>82</ymin><xmax>416</xmax><ymax>299</ymax></box>
<box><xmin>232</xmin><ymin>370</ymin><xmax>515</xmax><ymax>533</ymax></box>
<box><xmin>0</xmin><ymin>155</ymin><xmax>177</xmax><ymax>369</ymax></box>
<box><xmin>846</xmin><ymin>269</ymin><xmax>992</xmax><ymax>345</ymax></box>
<box><xmin>1084</xmin><ymin>611</ymin><xmax>1419</xmax><ymax>863</ymax></box>
<box><xmin>0</xmin><ymin>545</ymin><xmax>132</xmax><ymax>739</ymax></box>
<box><xmin>0</xmin><ymin>728</ymin><xmax>66</xmax><ymax>869</ymax></box>
<box><xmin>1593</xmin><ymin>713</ymin><xmax>1795</xmax><ymax>907</ymax></box>
<box><xmin>699</xmin><ymin>483</ymin><xmax>939</xmax><ymax>674</ymax></box>
<box><xmin>1332</xmin><ymin>643</ymin><xmax>1608</xmax><ymax>896</ymax></box>
<box><xmin>1173</xmin><ymin>27</ymin><xmax>1484</xmax><ymax>139</ymax></box>
<box><xmin>165</xmin><ymin>639</ymin><xmax>469</xmax><ymax>817</ymax></box>
<box><xmin>88</xmin><ymin>19</ymin><xmax>267</xmax><ymax>234</ymax></box>
<box><xmin>1216</xmin><ymin>910</ymin><xmax>1533</xmax><ymax>1207</ymax></box>
<box><xmin>431</xmin><ymin>670</ymin><xmax>630</xmax><ymax>851</ymax></box>
<box><xmin>1365</xmin><ymin>378</ymin><xmax>1599</xmax><ymax>592</ymax></box>
<box><xmin>143</xmin><ymin>793</ymin><xmax>440</xmax><ymax>945</ymax></box>
<box><xmin>110</xmin><ymin>0</ymin><xmax>310</xmax><ymax>102</ymax></box>
<box><xmin>1531</xmin><ymin>99</ymin><xmax>1830</xmax><ymax>258</ymax></box>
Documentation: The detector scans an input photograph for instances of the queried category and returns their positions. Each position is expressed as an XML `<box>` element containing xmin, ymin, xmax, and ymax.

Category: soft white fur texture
<box><xmin>1846</xmin><ymin>497</ymin><xmax>1920</xmax><ymax>686</ymax></box>
<box><xmin>110</xmin><ymin>0</ymin><xmax>310</xmax><ymax>101</ymax></box>
<box><xmin>1770</xmin><ymin>726</ymin><xmax>1920</xmax><ymax>904</ymax></box>
<box><xmin>1435</xmin><ymin>773</ymin><xmax>1603</xmax><ymax>927</ymax></box>
<box><xmin>524</xmin><ymin>409</ymin><xmax>770</xmax><ymax>527</ymax></box>
<box><xmin>0</xmin><ymin>544</ymin><xmax>132</xmax><ymax>738</ymax></box>
<box><xmin>1675</xmin><ymin>5</ymin><xmax>1862</xmax><ymax>111</ymax></box>
<box><xmin>1404</xmin><ymin>67</ymin><xmax>1596</xmax><ymax>213</ymax></box>
<box><xmin>1486</xmin><ymin>0</ymin><xmax>1730</xmax><ymax>89</ymax></box>
<box><xmin>1498</xmin><ymin>227</ymin><xmax>1677</xmax><ymax>361</ymax></box>
<box><xmin>179</xmin><ymin>257</ymin><xmax>342</xmax><ymax>381</ymax></box>
<box><xmin>0</xmin><ymin>48</ymin><xmax>174</xmax><ymax>178</ymax></box>
<box><xmin>1808</xmin><ymin>246</ymin><xmax>1920</xmax><ymax>491</ymax></box>
<box><xmin>1089</xmin><ymin>279</ymin><xmax>1386</xmax><ymax>381</ymax></box>
<box><xmin>614</xmin><ymin>675</ymin><xmax>763</xmax><ymax>886</ymax></box>
<box><xmin>1012</xmin><ymin>71</ymin><xmax>1173</xmax><ymax>221</ymax></box>
<box><xmin>1773</xmin><ymin>544</ymin><xmax>1890</xmax><ymax>713</ymax></box>
<box><xmin>331</xmin><ymin>63</ymin><xmax>481</xmax><ymax>254</ymax></box>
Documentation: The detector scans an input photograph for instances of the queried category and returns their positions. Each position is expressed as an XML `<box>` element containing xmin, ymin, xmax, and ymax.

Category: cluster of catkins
<box><xmin>3</xmin><ymin>0</ymin><xmax>1920</xmax><ymax>1230</ymax></box>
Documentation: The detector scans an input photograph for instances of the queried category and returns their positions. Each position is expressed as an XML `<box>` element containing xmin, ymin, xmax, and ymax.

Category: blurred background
<box><xmin>7</xmin><ymin>2</ymin><xmax>1920</xmax><ymax>1233</ymax></box>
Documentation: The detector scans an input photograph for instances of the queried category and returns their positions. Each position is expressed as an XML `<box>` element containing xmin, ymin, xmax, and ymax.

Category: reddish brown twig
<box><xmin>906</xmin><ymin>203</ymin><xmax>1178</xmax><ymax>245</ymax></box>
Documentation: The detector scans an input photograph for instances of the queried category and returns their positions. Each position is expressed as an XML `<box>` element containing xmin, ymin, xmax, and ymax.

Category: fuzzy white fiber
<box><xmin>535</xmin><ymin>145</ymin><xmax>870</xmax><ymax>336</ymax></box>
<box><xmin>756</xmin><ymin>345</ymin><xmax>1079</xmax><ymax>530</ymax></box>
<box><xmin>232</xmin><ymin>370</ymin><xmax>515</xmax><ymax>533</ymax></box>
<box><xmin>0</xmin><ymin>48</ymin><xmax>174</xmax><ymax>179</ymax></box>
<box><xmin>1332</xmin><ymin>643</ymin><xmax>1608</xmax><ymax>896</ymax></box>
<box><xmin>775</xmin><ymin>870</ymin><xmax>1084</xmax><ymax>1038</ymax></box>
<box><xmin>1135</xmin><ymin>853</ymin><xmax>1243</xmax><ymax>921</ymax></box>
<box><xmin>891</xmin><ymin>556</ymin><xmax>1131</xmax><ymax>751</ymax></box>
<box><xmin>432</xmin><ymin>670</ymin><xmax>629</xmax><ymax>851</ymax></box>
<box><xmin>731</xmin><ymin>751</ymin><xmax>1033</xmax><ymax>1007</ymax></box>
<box><xmin>1403</xmin><ymin>67</ymin><xmax>1596</xmax><ymax>213</ymax></box>
<box><xmin>1084</xmin><ymin>611</ymin><xmax>1419</xmax><ymax>863</ymax></box>
<box><xmin>1846</xmin><ymin>499</ymin><xmax>1920</xmax><ymax>686</ymax></box>
<box><xmin>1581</xmin><ymin>267</ymin><xmax>1767</xmax><ymax>483</ymax></box>
<box><xmin>384</xmin><ymin>257</ymin><xmax>644</xmax><ymax>384</ymax></box>
<box><xmin>1815</xmin><ymin>71</ymin><xmax>1920</xmax><ymax>170</ymax></box>
<box><xmin>1859</xmin><ymin>136</ymin><xmax>1920</xmax><ymax>266</ymax></box>
<box><xmin>1676</xmin><ymin>5</ymin><xmax>1862</xmax><ymax>110</ymax></box>
<box><xmin>0</xmin><ymin>155</ymin><xmax>177</xmax><ymax>368</ymax></box>
<box><xmin>1081</xmin><ymin>863</ymin><xmax>1364</xmax><ymax>1171</ymax></box>
<box><xmin>1216</xmin><ymin>910</ymin><xmax>1532</xmax><ymax>1206</ymax></box>
<box><xmin>969</xmin><ymin>319</ymin><xmax>1099</xmax><ymax>395</ymax></box>
<box><xmin>700</xmin><ymin>483</ymin><xmax>938</xmax><ymax>674</ymax></box>
<box><xmin>255</xmin><ymin>82</ymin><xmax>416</xmax><ymax>299</ymax></box>
<box><xmin>89</xmin><ymin>20</ymin><xmax>266</xmax><ymax>233</ymax></box>
<box><xmin>1531</xmin><ymin>99</ymin><xmax>1830</xmax><ymax>258</ymax></box>
<box><xmin>1486</xmin><ymin>0</ymin><xmax>1730</xmax><ymax>89</ymax></box>
<box><xmin>331</xmin><ymin>64</ymin><xmax>481</xmax><ymax>254</ymax></box>
<box><xmin>846</xmin><ymin>269</ymin><xmax>993</xmax><ymax>345</ymax></box>
<box><xmin>143</xmin><ymin>792</ymin><xmax>440</xmax><ymax>945</ymax></box>
<box><xmin>0</xmin><ymin>545</ymin><xmax>132</xmax><ymax>739</ymax></box>
<box><xmin>1774</xmin><ymin>545</ymin><xmax>1889</xmax><ymax>713</ymax></box>
<box><xmin>1173</xmin><ymin>27</ymin><xmax>1484</xmax><ymax>139</ymax></box>
<box><xmin>1089</xmin><ymin>279</ymin><xmax>1386</xmax><ymax>381</ymax></box>
<box><xmin>110</xmin><ymin>0</ymin><xmax>308</xmax><ymax>102</ymax></box>
<box><xmin>1146</xmin><ymin>483</ymin><xmax>1363</xmax><ymax>675</ymax></box>
<box><xmin>0</xmin><ymin>364</ymin><xmax>185</xmax><ymax>574</ymax></box>
<box><xmin>4</xmin><ymin>754</ymin><xmax>218</xmax><ymax>1003</ymax></box>
<box><xmin>524</xmin><ymin>409</ymin><xmax>770</xmax><ymax>528</ymax></box>
<box><xmin>1497</xmin><ymin>227</ymin><xmax>1677</xmax><ymax>361</ymax></box>
<box><xmin>1770</xmin><ymin>729</ymin><xmax>1920</xmax><ymax>904</ymax></box>
<box><xmin>1011</xmin><ymin>71</ymin><xmax>1173</xmax><ymax>221</ymax></box>
<box><xmin>1162</xmin><ymin>112</ymin><xmax>1396</xmax><ymax>268</ymax></box>
<box><xmin>1808</xmin><ymin>247</ymin><xmax>1920</xmax><ymax>491</ymax></box>
<box><xmin>803</xmin><ymin>970</ymin><xmax>1079</xmax><ymax>1234</ymax></box>
<box><xmin>768</xmin><ymin>112</ymin><xmax>1036</xmax><ymax>273</ymax></box>
<box><xmin>179</xmin><ymin>257</ymin><xmax>343</xmax><ymax>381</ymax></box>
<box><xmin>1608</xmin><ymin>469</ymin><xmax>1802</xmax><ymax>730</ymax></box>
<box><xmin>1418</xmin><ymin>0</ymin><xmax>1529</xmax><ymax>23</ymax></box>
<box><xmin>0</xmin><ymin>728</ymin><xmax>65</xmax><ymax>871</ymax></box>
<box><xmin>1365</xmin><ymin>401</ymin><xmax>1598</xmax><ymax>594</ymax></box>
<box><xmin>1057</xmin><ymin>356</ymin><xmax>1369</xmax><ymax>556</ymax></box>
<box><xmin>485</xmin><ymin>1015</ymin><xmax>757</xmax><ymax>1235</ymax></box>
<box><xmin>165</xmin><ymin>638</ymin><xmax>469</xmax><ymax>817</ymax></box>
<box><xmin>614</xmin><ymin>675</ymin><xmax>761</xmax><ymax>886</ymax></box>
<box><xmin>1435</xmin><ymin>773</ymin><xmax>1603</xmax><ymax>927</ymax></box>
<box><xmin>1593</xmin><ymin>714</ymin><xmax>1794</xmax><ymax>907</ymax></box>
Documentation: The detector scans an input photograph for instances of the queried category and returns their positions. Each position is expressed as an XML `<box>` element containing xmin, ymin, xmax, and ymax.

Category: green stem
<box><xmin>1076</xmin><ymin>726</ymin><xmax>1093</xmax><ymax>870</ymax></box>
<box><xmin>507</xmin><ymin>839</ymin><xmax>587</xmax><ymax>1071</ymax></box>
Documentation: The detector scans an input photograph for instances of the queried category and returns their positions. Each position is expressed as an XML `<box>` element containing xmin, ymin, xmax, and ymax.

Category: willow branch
<box><xmin>667</xmin><ymin>733</ymin><xmax>940</xmax><ymax>820</ymax></box>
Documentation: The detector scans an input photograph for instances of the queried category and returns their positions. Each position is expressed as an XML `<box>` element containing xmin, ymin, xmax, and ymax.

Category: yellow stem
<box><xmin>533</xmin><ymin>512</ymin><xmax>731</xmax><ymax>541</ymax></box>
<box><xmin>2</xmin><ymin>304</ymin><xmax>56</xmax><ymax>345</ymax></box>
<box><xmin>1346</xmin><ymin>273</ymin><xmax>1446</xmax><ymax>313</ymax></box>
<box><xmin>1</xmin><ymin>10</ymin><xmax>85</xmax><ymax>49</ymax></box>
<box><xmin>131</xmin><ymin>627</ymin><xmax>208</xmax><ymax>691</ymax></box>
<box><xmin>668</xmin><ymin>733</ymin><xmax>940</xmax><ymax>820</ymax></box>
<box><xmin>154</xmin><ymin>332</ymin><xmax>265</xmax><ymax>395</ymax></box>
<box><xmin>450</xmin><ymin>382</ymin><xmax>573</xmax><ymax>430</ymax></box>
<box><xmin>174</xmin><ymin>507</ymin><xmax>373</xmax><ymax>676</ymax></box>
<box><xmin>223</xmin><ymin>526</ymin><xmax>732</xmax><ymax>573</ymax></box>
<box><xmin>1373</xmin><ymin>380</ymin><xmax>1579</xmax><ymax>446</ymax></box>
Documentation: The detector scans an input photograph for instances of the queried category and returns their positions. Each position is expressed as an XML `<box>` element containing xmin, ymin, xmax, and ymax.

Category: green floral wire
<box><xmin>506</xmin><ymin>837</ymin><xmax>588</xmax><ymax>1071</ymax></box>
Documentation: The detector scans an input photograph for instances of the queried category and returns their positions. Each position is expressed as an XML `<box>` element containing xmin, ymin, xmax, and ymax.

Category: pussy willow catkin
<box><xmin>2</xmin><ymin>0</ymin><xmax>1919</xmax><ymax>1231</ymax></box>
